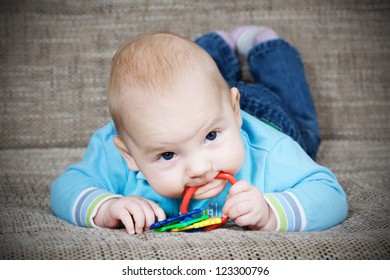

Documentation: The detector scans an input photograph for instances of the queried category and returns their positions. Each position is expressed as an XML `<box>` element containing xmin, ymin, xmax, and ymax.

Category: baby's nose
<box><xmin>186</xmin><ymin>155</ymin><xmax>212</xmax><ymax>178</ymax></box>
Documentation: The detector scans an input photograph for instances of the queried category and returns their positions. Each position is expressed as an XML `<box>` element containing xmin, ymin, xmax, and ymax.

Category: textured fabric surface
<box><xmin>1</xmin><ymin>141</ymin><xmax>389</xmax><ymax>259</ymax></box>
<box><xmin>1</xmin><ymin>0</ymin><xmax>390</xmax><ymax>259</ymax></box>
<box><xmin>1</xmin><ymin>0</ymin><xmax>389</xmax><ymax>149</ymax></box>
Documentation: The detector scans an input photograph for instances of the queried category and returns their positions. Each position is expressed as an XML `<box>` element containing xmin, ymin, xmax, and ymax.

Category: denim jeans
<box><xmin>195</xmin><ymin>33</ymin><xmax>320</xmax><ymax>160</ymax></box>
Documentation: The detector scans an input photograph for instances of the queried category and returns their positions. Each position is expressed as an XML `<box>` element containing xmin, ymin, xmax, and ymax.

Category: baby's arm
<box><xmin>262</xmin><ymin>138</ymin><xmax>347</xmax><ymax>231</ymax></box>
<box><xmin>224</xmin><ymin>137</ymin><xmax>347</xmax><ymax>231</ymax></box>
<box><xmin>50</xmin><ymin>122</ymin><xmax>165</xmax><ymax>232</ymax></box>
<box><xmin>93</xmin><ymin>196</ymin><xmax>166</xmax><ymax>234</ymax></box>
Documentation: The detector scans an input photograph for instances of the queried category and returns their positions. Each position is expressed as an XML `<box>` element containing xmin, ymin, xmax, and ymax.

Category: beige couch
<box><xmin>1</xmin><ymin>0</ymin><xmax>389</xmax><ymax>259</ymax></box>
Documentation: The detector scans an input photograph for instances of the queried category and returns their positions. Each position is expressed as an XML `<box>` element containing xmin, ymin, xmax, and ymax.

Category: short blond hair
<box><xmin>108</xmin><ymin>32</ymin><xmax>229</xmax><ymax>137</ymax></box>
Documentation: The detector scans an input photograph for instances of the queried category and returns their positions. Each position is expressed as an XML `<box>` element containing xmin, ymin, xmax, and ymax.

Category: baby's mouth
<box><xmin>191</xmin><ymin>178</ymin><xmax>227</xmax><ymax>199</ymax></box>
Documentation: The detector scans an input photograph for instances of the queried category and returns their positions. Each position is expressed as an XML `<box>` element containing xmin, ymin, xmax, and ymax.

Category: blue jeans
<box><xmin>195</xmin><ymin>33</ymin><xmax>320</xmax><ymax>160</ymax></box>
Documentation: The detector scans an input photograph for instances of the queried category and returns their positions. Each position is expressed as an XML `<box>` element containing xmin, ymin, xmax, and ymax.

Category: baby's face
<box><xmin>121</xmin><ymin>73</ymin><xmax>245</xmax><ymax>200</ymax></box>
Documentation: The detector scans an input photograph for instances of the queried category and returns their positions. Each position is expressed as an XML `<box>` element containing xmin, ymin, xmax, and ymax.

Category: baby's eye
<box><xmin>205</xmin><ymin>131</ymin><xmax>218</xmax><ymax>142</ymax></box>
<box><xmin>160</xmin><ymin>152</ymin><xmax>175</xmax><ymax>161</ymax></box>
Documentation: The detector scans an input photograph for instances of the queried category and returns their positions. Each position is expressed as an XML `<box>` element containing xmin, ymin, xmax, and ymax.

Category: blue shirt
<box><xmin>50</xmin><ymin>111</ymin><xmax>348</xmax><ymax>231</ymax></box>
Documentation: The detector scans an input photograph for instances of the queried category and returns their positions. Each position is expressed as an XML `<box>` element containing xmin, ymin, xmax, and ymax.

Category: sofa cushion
<box><xmin>1</xmin><ymin>140</ymin><xmax>389</xmax><ymax>259</ymax></box>
<box><xmin>1</xmin><ymin>0</ymin><xmax>389</xmax><ymax>149</ymax></box>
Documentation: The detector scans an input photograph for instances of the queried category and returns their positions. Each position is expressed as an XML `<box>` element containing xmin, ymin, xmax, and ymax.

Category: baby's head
<box><xmin>108</xmin><ymin>32</ymin><xmax>245</xmax><ymax>199</ymax></box>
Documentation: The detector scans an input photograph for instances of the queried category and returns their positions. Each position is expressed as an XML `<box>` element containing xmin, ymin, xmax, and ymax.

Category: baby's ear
<box><xmin>113</xmin><ymin>136</ymin><xmax>139</xmax><ymax>171</ymax></box>
<box><xmin>230</xmin><ymin>87</ymin><xmax>242</xmax><ymax>127</ymax></box>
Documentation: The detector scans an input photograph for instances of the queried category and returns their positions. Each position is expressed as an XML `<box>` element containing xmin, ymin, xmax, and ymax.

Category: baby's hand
<box><xmin>222</xmin><ymin>181</ymin><xmax>276</xmax><ymax>231</ymax></box>
<box><xmin>93</xmin><ymin>196</ymin><xmax>166</xmax><ymax>234</ymax></box>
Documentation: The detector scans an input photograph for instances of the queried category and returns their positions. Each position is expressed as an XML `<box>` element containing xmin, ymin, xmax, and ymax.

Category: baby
<box><xmin>51</xmin><ymin>27</ymin><xmax>348</xmax><ymax>234</ymax></box>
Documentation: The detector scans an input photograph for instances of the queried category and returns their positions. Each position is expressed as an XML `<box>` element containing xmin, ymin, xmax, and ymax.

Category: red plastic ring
<box><xmin>180</xmin><ymin>186</ymin><xmax>197</xmax><ymax>214</ymax></box>
<box><xmin>181</xmin><ymin>171</ymin><xmax>236</xmax><ymax>214</ymax></box>
<box><xmin>180</xmin><ymin>171</ymin><xmax>236</xmax><ymax>231</ymax></box>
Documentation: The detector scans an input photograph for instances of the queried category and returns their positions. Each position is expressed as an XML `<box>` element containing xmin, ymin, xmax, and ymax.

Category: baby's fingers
<box><xmin>145</xmin><ymin>199</ymin><xmax>166</xmax><ymax>226</ymax></box>
<box><xmin>122</xmin><ymin>197</ymin><xmax>166</xmax><ymax>233</ymax></box>
<box><xmin>137</xmin><ymin>198</ymin><xmax>166</xmax><ymax>230</ymax></box>
<box><xmin>228</xmin><ymin>180</ymin><xmax>252</xmax><ymax>197</ymax></box>
<box><xmin>223</xmin><ymin>191</ymin><xmax>251</xmax><ymax>218</ymax></box>
<box><xmin>116</xmin><ymin>209</ymin><xmax>136</xmax><ymax>234</ymax></box>
<box><xmin>110</xmin><ymin>198</ymin><xmax>145</xmax><ymax>234</ymax></box>
<box><xmin>124</xmin><ymin>199</ymin><xmax>151</xmax><ymax>234</ymax></box>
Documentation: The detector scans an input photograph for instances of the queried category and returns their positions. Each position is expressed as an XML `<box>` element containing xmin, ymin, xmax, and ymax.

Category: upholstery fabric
<box><xmin>1</xmin><ymin>0</ymin><xmax>389</xmax><ymax>259</ymax></box>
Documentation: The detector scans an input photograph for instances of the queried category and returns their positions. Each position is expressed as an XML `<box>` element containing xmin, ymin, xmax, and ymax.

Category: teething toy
<box><xmin>150</xmin><ymin>208</ymin><xmax>202</xmax><ymax>229</ymax></box>
<box><xmin>151</xmin><ymin>171</ymin><xmax>237</xmax><ymax>232</ymax></box>
<box><xmin>170</xmin><ymin>217</ymin><xmax>222</xmax><ymax>232</ymax></box>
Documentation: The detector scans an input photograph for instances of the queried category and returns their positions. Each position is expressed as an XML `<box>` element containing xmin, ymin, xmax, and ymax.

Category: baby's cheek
<box><xmin>215</xmin><ymin>151</ymin><xmax>241</xmax><ymax>176</ymax></box>
<box><xmin>149</xmin><ymin>176</ymin><xmax>183</xmax><ymax>198</ymax></box>
<box><xmin>225</xmin><ymin>139</ymin><xmax>245</xmax><ymax>173</ymax></box>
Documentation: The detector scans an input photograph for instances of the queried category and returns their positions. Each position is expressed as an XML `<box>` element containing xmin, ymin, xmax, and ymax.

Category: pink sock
<box><xmin>253</xmin><ymin>28</ymin><xmax>279</xmax><ymax>45</ymax></box>
<box><xmin>230</xmin><ymin>26</ymin><xmax>279</xmax><ymax>57</ymax></box>
<box><xmin>231</xmin><ymin>25</ymin><xmax>259</xmax><ymax>42</ymax></box>
<box><xmin>215</xmin><ymin>30</ymin><xmax>235</xmax><ymax>50</ymax></box>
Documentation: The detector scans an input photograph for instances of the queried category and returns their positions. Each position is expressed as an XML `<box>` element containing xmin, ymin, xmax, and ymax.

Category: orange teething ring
<box><xmin>180</xmin><ymin>171</ymin><xmax>237</xmax><ymax>231</ymax></box>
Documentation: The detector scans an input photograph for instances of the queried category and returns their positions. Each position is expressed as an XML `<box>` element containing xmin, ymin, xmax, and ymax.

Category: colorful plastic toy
<box><xmin>151</xmin><ymin>171</ymin><xmax>237</xmax><ymax>233</ymax></box>
<box><xmin>170</xmin><ymin>217</ymin><xmax>222</xmax><ymax>232</ymax></box>
<box><xmin>150</xmin><ymin>208</ymin><xmax>202</xmax><ymax>229</ymax></box>
<box><xmin>180</xmin><ymin>171</ymin><xmax>236</xmax><ymax>232</ymax></box>
<box><xmin>154</xmin><ymin>213</ymin><xmax>209</xmax><ymax>232</ymax></box>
